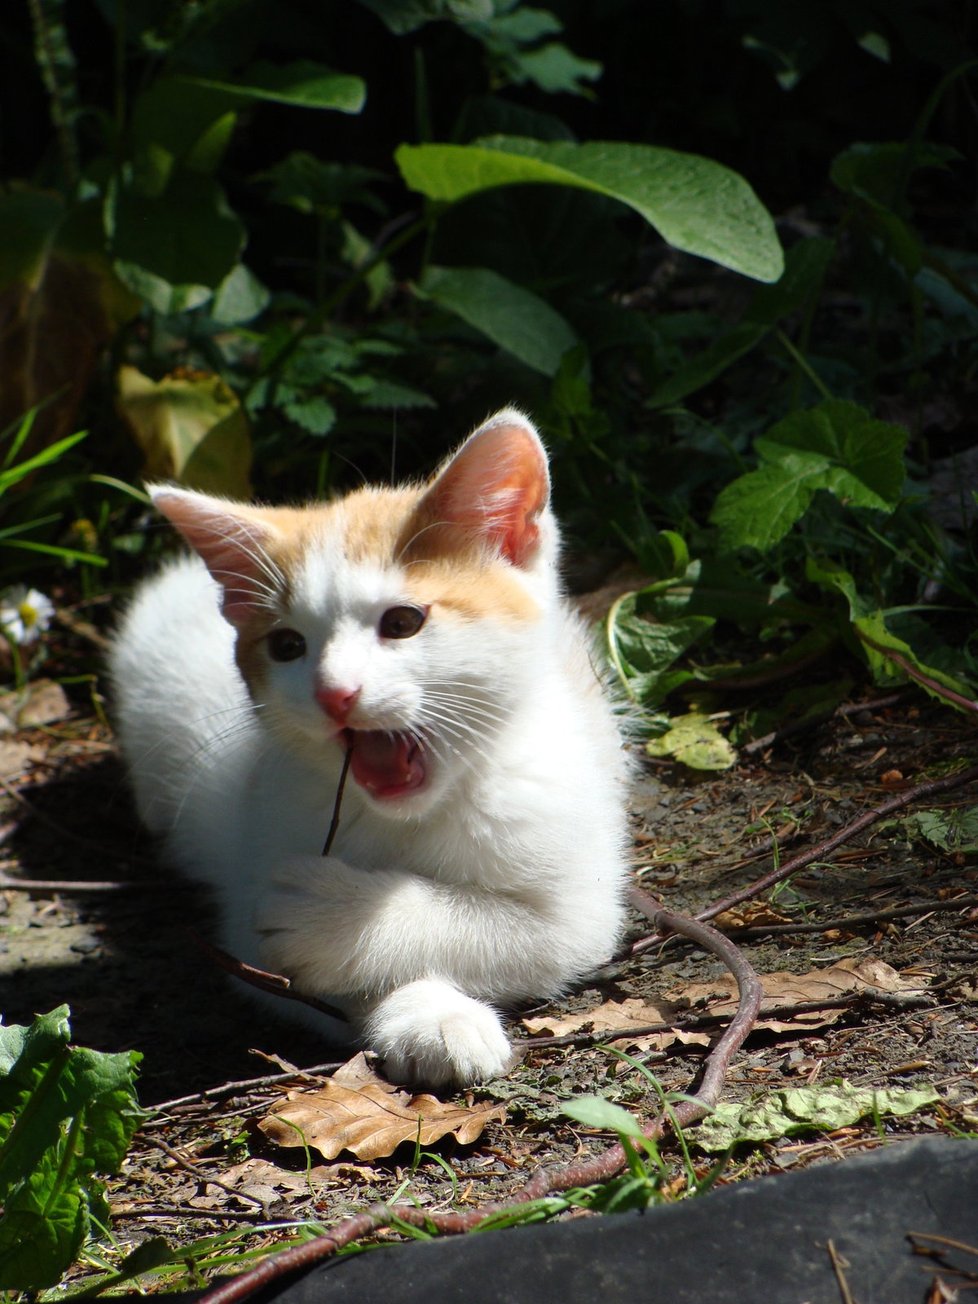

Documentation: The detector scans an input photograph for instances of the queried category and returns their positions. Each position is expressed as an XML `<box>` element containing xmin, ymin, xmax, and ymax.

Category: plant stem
<box><xmin>776</xmin><ymin>329</ymin><xmax>832</xmax><ymax>401</ymax></box>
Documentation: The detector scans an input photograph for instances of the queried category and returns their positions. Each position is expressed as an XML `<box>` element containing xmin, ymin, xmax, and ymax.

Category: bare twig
<box><xmin>197</xmin><ymin>898</ymin><xmax>762</xmax><ymax>1304</ymax></box>
<box><xmin>632</xmin><ymin>762</ymin><xmax>978</xmax><ymax>955</ymax></box>
<box><xmin>322</xmin><ymin>745</ymin><xmax>353</xmax><ymax>856</ymax></box>
<box><xmin>723</xmin><ymin>893</ymin><xmax>978</xmax><ymax>941</ymax></box>
<box><xmin>742</xmin><ymin>691</ymin><xmax>907</xmax><ymax>757</ymax></box>
<box><xmin>146</xmin><ymin>1061</ymin><xmax>345</xmax><ymax>1115</ymax></box>
<box><xmin>148</xmin><ymin>1136</ymin><xmax>266</xmax><ymax>1209</ymax></box>
<box><xmin>826</xmin><ymin>1239</ymin><xmax>858</xmax><ymax>1304</ymax></box>
<box><xmin>186</xmin><ymin>931</ymin><xmax>349</xmax><ymax>1024</ymax></box>
<box><xmin>0</xmin><ymin>872</ymin><xmax>172</xmax><ymax>893</ymax></box>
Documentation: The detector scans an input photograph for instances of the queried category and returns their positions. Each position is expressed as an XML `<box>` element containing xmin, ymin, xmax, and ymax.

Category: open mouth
<box><xmin>341</xmin><ymin>728</ymin><xmax>427</xmax><ymax>800</ymax></box>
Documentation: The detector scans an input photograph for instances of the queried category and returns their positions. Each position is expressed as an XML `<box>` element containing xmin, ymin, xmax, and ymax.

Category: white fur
<box><xmin>110</xmin><ymin>411</ymin><xmax>630</xmax><ymax>1088</ymax></box>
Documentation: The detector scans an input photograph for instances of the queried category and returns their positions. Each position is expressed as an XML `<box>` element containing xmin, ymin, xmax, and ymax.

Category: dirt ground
<box><xmin>2</xmin><ymin>669</ymin><xmax>977</xmax><ymax>1288</ymax></box>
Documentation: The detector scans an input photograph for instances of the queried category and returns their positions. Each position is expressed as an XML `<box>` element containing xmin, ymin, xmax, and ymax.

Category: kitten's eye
<box><xmin>379</xmin><ymin>604</ymin><xmax>428</xmax><ymax>640</ymax></box>
<box><xmin>267</xmin><ymin>628</ymin><xmax>307</xmax><ymax>662</ymax></box>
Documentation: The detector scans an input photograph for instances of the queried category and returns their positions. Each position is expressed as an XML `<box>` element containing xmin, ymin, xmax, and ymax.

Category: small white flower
<box><xmin>0</xmin><ymin>585</ymin><xmax>55</xmax><ymax>645</ymax></box>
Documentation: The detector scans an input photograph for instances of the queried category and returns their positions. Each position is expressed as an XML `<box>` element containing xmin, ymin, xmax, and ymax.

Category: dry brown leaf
<box><xmin>711</xmin><ymin>901</ymin><xmax>793</xmax><ymax>931</ymax></box>
<box><xmin>670</xmin><ymin>956</ymin><xmax>929</xmax><ymax>1031</ymax></box>
<box><xmin>522</xmin><ymin>996</ymin><xmax>709</xmax><ymax>1052</ymax></box>
<box><xmin>520</xmin><ymin>957</ymin><xmax>930</xmax><ymax>1051</ymax></box>
<box><xmin>258</xmin><ymin>1054</ymin><xmax>505</xmax><ymax>1161</ymax></box>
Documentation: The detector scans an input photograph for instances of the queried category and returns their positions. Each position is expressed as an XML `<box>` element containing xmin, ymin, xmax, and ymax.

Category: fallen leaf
<box><xmin>258</xmin><ymin>1055</ymin><xmax>505</xmax><ymax>1161</ymax></box>
<box><xmin>691</xmin><ymin>1080</ymin><xmax>941</xmax><ymax>1152</ymax></box>
<box><xmin>711</xmin><ymin>901</ymin><xmax>793</xmax><ymax>931</ymax></box>
<box><xmin>523</xmin><ymin>996</ymin><xmax>708</xmax><ymax>1052</ymax></box>
<box><xmin>523</xmin><ymin>957</ymin><xmax>930</xmax><ymax>1051</ymax></box>
<box><xmin>646</xmin><ymin>712</ymin><xmax>736</xmax><ymax>771</ymax></box>
<box><xmin>671</xmin><ymin>956</ymin><xmax>929</xmax><ymax>1032</ymax></box>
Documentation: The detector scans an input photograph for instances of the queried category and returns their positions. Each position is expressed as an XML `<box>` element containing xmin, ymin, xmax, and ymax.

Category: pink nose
<box><xmin>316</xmin><ymin>685</ymin><xmax>361</xmax><ymax>723</ymax></box>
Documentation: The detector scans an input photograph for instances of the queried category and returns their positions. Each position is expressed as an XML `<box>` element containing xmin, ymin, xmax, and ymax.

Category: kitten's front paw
<box><xmin>367</xmin><ymin>979</ymin><xmax>513</xmax><ymax>1090</ymax></box>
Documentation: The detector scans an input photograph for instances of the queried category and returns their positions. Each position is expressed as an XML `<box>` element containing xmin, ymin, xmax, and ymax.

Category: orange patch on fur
<box><xmin>404</xmin><ymin>559</ymin><xmax>539</xmax><ymax>623</ymax></box>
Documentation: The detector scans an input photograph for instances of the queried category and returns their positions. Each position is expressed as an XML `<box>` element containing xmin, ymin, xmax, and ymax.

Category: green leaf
<box><xmin>108</xmin><ymin>171</ymin><xmax>245</xmax><ymax>302</ymax></box>
<box><xmin>182</xmin><ymin>61</ymin><xmax>366</xmax><ymax>113</ymax></box>
<box><xmin>260</xmin><ymin>154</ymin><xmax>386</xmax><ymax>215</ymax></box>
<box><xmin>359</xmin><ymin>380</ymin><xmax>436</xmax><ymax>410</ymax></box>
<box><xmin>691</xmin><ymin>1081</ymin><xmax>940</xmax><ymax>1152</ymax></box>
<box><xmin>508</xmin><ymin>43</ymin><xmax>603</xmax><ymax>96</ymax></box>
<box><xmin>711</xmin><ymin>401</ymin><xmax>907</xmax><ymax>552</ymax></box>
<box><xmin>0</xmin><ymin>1007</ymin><xmax>142</xmax><ymax>1291</ymax></box>
<box><xmin>831</xmin><ymin>140</ymin><xmax>959</xmax><ymax>209</ymax></box>
<box><xmin>396</xmin><ymin>138</ymin><xmax>783</xmax><ymax>283</ymax></box>
<box><xmin>606</xmin><ymin>588</ymin><xmax>714</xmax><ymax>707</ymax></box>
<box><xmin>646</xmin><ymin>711</ymin><xmax>736</xmax><ymax>771</ymax></box>
<box><xmin>758</xmin><ymin>400</ymin><xmax>907</xmax><ymax>502</ymax></box>
<box><xmin>903</xmin><ymin>806</ymin><xmax>978</xmax><ymax>854</ymax></box>
<box><xmin>564</xmin><ymin>1096</ymin><xmax>647</xmax><ymax>1140</ymax></box>
<box><xmin>807</xmin><ymin>559</ymin><xmax>978</xmax><ymax>706</ymax></box>
<box><xmin>283</xmin><ymin>394</ymin><xmax>338</xmax><ymax>436</ymax></box>
<box><xmin>418</xmin><ymin>265</ymin><xmax>579</xmax><ymax>376</ymax></box>
<box><xmin>210</xmin><ymin>264</ymin><xmax>270</xmax><ymax>325</ymax></box>
<box><xmin>356</xmin><ymin>0</ymin><xmax>492</xmax><ymax>35</ymax></box>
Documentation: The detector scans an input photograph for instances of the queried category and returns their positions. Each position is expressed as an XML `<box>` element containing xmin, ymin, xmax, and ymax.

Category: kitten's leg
<box><xmin>255</xmin><ymin>853</ymin><xmax>609</xmax><ymax>1087</ymax></box>
<box><xmin>364</xmin><ymin>979</ymin><xmax>513</xmax><ymax>1088</ymax></box>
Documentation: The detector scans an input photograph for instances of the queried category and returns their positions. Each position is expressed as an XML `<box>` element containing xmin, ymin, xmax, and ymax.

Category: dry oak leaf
<box><xmin>522</xmin><ymin>996</ymin><xmax>709</xmax><ymax>1052</ymax></box>
<box><xmin>258</xmin><ymin>1054</ymin><xmax>505</xmax><ymax>1162</ymax></box>
<box><xmin>669</xmin><ymin>956</ymin><xmax>929</xmax><ymax>1031</ymax></box>
<box><xmin>522</xmin><ymin>958</ymin><xmax>931</xmax><ymax>1050</ymax></box>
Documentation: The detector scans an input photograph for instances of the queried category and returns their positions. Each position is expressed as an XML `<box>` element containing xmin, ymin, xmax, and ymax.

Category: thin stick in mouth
<box><xmin>322</xmin><ymin>742</ymin><xmax>353</xmax><ymax>856</ymax></box>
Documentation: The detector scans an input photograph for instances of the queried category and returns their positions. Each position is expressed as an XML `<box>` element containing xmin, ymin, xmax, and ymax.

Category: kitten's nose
<box><xmin>315</xmin><ymin>684</ymin><xmax>361</xmax><ymax>723</ymax></box>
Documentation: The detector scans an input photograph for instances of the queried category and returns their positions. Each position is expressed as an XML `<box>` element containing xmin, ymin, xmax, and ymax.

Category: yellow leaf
<box><xmin>116</xmin><ymin>365</ymin><xmax>252</xmax><ymax>497</ymax></box>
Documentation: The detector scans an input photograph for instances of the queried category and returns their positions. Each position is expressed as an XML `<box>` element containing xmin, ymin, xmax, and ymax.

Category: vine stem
<box><xmin>196</xmin><ymin>900</ymin><xmax>762</xmax><ymax>1304</ymax></box>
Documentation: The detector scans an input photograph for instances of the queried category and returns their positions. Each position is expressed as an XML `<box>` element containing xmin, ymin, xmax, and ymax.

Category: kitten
<box><xmin>110</xmin><ymin>409</ymin><xmax>630</xmax><ymax>1088</ymax></box>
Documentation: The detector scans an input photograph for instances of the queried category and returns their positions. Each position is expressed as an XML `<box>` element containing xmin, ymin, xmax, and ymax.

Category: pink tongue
<box><xmin>348</xmin><ymin>731</ymin><xmax>425</xmax><ymax>796</ymax></box>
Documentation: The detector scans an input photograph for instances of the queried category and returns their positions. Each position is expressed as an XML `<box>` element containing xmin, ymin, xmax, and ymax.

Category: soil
<box><xmin>2</xmin><ymin>666</ymin><xmax>977</xmax><ymax>1290</ymax></box>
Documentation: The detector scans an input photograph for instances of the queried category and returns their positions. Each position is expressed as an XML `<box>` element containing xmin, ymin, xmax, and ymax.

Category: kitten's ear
<box><xmin>150</xmin><ymin>486</ymin><xmax>279</xmax><ymax>626</ymax></box>
<box><xmin>418</xmin><ymin>410</ymin><xmax>551</xmax><ymax>568</ymax></box>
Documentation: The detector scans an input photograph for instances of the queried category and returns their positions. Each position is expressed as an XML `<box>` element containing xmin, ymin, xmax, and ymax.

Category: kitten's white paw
<box><xmin>367</xmin><ymin>979</ymin><xmax>513</xmax><ymax>1089</ymax></box>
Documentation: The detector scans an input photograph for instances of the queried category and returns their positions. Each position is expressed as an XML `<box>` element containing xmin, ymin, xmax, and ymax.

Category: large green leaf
<box><xmin>0</xmin><ymin>1007</ymin><xmax>141</xmax><ymax>1291</ymax></box>
<box><xmin>418</xmin><ymin>265</ymin><xmax>579</xmax><ymax>375</ymax></box>
<box><xmin>108</xmin><ymin>170</ymin><xmax>245</xmax><ymax>308</ymax></box>
<box><xmin>396</xmin><ymin>137</ymin><xmax>783</xmax><ymax>282</ymax></box>
<box><xmin>711</xmin><ymin>400</ymin><xmax>906</xmax><ymax>551</ymax></box>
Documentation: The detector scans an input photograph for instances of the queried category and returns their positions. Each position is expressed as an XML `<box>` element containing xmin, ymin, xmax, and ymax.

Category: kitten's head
<box><xmin>150</xmin><ymin>409</ymin><xmax>560</xmax><ymax>817</ymax></box>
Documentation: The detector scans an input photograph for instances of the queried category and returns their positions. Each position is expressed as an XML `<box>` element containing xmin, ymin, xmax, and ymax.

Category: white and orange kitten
<box><xmin>111</xmin><ymin>409</ymin><xmax>629</xmax><ymax>1087</ymax></box>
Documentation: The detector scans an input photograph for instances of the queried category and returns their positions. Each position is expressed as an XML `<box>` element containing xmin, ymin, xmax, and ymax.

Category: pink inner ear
<box><xmin>427</xmin><ymin>418</ymin><xmax>550</xmax><ymax>567</ymax></box>
<box><xmin>153</xmin><ymin>490</ymin><xmax>276</xmax><ymax>625</ymax></box>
